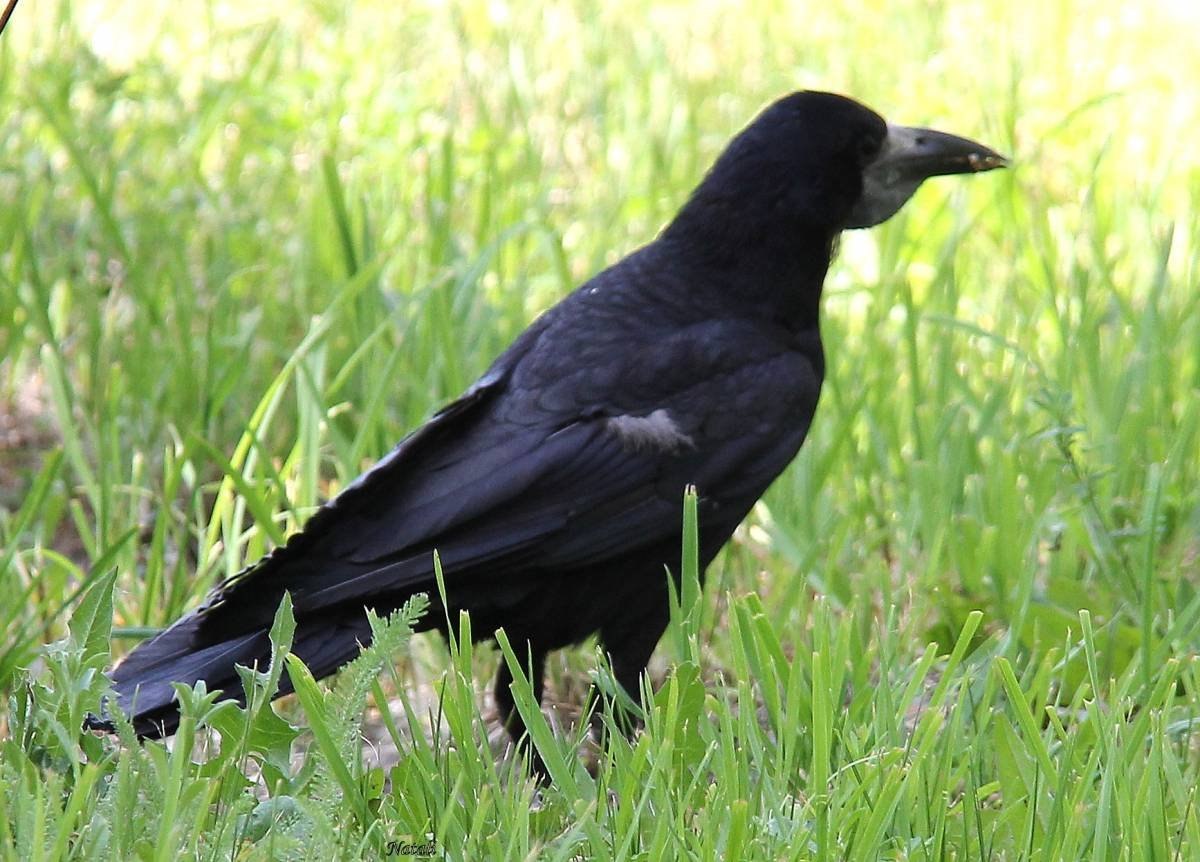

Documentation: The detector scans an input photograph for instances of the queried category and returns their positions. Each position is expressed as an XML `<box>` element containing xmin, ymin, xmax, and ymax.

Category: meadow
<box><xmin>1</xmin><ymin>0</ymin><xmax>1198</xmax><ymax>858</ymax></box>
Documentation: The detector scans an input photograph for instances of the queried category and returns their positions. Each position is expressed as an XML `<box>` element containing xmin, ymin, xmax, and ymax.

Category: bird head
<box><xmin>669</xmin><ymin>91</ymin><xmax>1007</xmax><ymax>246</ymax></box>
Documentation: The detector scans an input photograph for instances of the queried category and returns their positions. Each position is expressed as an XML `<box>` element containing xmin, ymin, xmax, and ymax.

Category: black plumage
<box><xmin>96</xmin><ymin>91</ymin><xmax>1005</xmax><ymax>747</ymax></box>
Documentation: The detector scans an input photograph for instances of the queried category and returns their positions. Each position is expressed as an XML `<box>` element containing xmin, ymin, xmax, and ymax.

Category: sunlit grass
<box><xmin>1</xmin><ymin>0</ymin><xmax>1198</xmax><ymax>858</ymax></box>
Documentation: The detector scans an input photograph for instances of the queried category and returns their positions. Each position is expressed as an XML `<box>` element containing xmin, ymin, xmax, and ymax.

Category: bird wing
<box><xmin>188</xmin><ymin>314</ymin><xmax>818</xmax><ymax>636</ymax></box>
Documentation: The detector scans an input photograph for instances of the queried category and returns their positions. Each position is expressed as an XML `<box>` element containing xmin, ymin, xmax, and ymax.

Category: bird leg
<box><xmin>595</xmin><ymin>607</ymin><xmax>670</xmax><ymax>742</ymax></box>
<box><xmin>493</xmin><ymin>646</ymin><xmax>547</xmax><ymax>777</ymax></box>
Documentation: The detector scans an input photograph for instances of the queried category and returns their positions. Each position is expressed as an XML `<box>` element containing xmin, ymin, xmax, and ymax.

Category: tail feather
<box><xmin>94</xmin><ymin>612</ymin><xmax>267</xmax><ymax>737</ymax></box>
<box><xmin>92</xmin><ymin>607</ymin><xmax>381</xmax><ymax>739</ymax></box>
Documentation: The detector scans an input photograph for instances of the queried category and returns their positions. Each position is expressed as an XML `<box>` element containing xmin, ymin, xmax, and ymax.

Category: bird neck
<box><xmin>658</xmin><ymin>209</ymin><xmax>835</xmax><ymax>332</ymax></box>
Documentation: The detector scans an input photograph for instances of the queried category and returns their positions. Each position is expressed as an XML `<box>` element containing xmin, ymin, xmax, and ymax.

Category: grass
<box><xmin>2</xmin><ymin>0</ymin><xmax>1199</xmax><ymax>858</ymax></box>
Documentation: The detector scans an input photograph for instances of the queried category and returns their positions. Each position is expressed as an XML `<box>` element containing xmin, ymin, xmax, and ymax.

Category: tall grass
<box><xmin>1</xmin><ymin>0</ymin><xmax>1198</xmax><ymax>858</ymax></box>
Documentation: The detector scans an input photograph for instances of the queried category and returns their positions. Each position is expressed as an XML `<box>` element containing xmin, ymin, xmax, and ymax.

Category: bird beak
<box><xmin>845</xmin><ymin>123</ymin><xmax>1008</xmax><ymax>229</ymax></box>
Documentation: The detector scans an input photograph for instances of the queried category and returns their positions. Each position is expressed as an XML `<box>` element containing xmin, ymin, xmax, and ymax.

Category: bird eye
<box><xmin>857</xmin><ymin>134</ymin><xmax>883</xmax><ymax>163</ymax></box>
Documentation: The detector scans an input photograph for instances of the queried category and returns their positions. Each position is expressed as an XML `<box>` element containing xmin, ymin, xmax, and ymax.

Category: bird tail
<box><xmin>88</xmin><ymin>607</ymin><xmax>376</xmax><ymax>739</ymax></box>
<box><xmin>84</xmin><ymin>612</ymin><xmax>266</xmax><ymax>737</ymax></box>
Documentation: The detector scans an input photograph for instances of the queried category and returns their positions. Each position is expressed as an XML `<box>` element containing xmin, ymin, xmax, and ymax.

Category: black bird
<box><xmin>96</xmin><ymin>91</ymin><xmax>1005</xmax><ymax>747</ymax></box>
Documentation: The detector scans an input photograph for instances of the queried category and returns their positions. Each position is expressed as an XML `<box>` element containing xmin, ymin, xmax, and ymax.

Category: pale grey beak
<box><xmin>845</xmin><ymin>123</ymin><xmax>1008</xmax><ymax>229</ymax></box>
